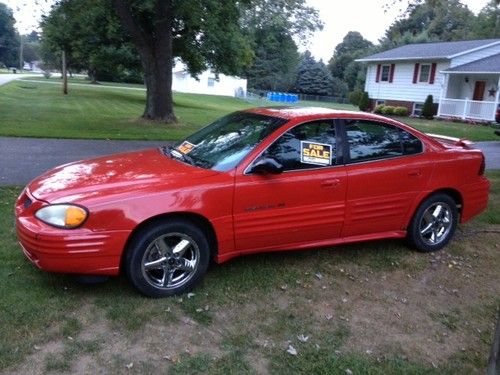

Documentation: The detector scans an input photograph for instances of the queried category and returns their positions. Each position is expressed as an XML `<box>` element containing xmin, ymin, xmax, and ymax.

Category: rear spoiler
<box><xmin>425</xmin><ymin>133</ymin><xmax>474</xmax><ymax>148</ymax></box>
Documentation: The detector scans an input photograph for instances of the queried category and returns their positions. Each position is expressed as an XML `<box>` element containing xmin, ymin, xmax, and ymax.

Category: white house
<box><xmin>172</xmin><ymin>62</ymin><xmax>247</xmax><ymax>97</ymax></box>
<box><xmin>357</xmin><ymin>39</ymin><xmax>500</xmax><ymax>121</ymax></box>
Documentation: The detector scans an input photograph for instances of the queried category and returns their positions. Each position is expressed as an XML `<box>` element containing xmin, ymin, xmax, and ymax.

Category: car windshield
<box><xmin>169</xmin><ymin>112</ymin><xmax>287</xmax><ymax>171</ymax></box>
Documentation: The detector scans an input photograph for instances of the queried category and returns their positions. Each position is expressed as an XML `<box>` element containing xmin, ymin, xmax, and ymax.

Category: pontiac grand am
<box><xmin>16</xmin><ymin>107</ymin><xmax>489</xmax><ymax>297</ymax></box>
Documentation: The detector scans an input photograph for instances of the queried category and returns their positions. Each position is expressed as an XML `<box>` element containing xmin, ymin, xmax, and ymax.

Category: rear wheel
<box><xmin>407</xmin><ymin>194</ymin><xmax>458</xmax><ymax>252</ymax></box>
<box><xmin>125</xmin><ymin>219</ymin><xmax>210</xmax><ymax>297</ymax></box>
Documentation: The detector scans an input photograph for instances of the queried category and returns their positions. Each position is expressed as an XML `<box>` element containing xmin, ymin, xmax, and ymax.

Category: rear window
<box><xmin>345</xmin><ymin>120</ymin><xmax>422</xmax><ymax>163</ymax></box>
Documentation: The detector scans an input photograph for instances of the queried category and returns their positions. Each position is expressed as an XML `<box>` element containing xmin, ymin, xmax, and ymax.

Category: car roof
<box><xmin>244</xmin><ymin>106</ymin><xmax>388</xmax><ymax>122</ymax></box>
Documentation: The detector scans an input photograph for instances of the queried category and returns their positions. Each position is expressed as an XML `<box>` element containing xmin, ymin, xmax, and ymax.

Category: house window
<box><xmin>380</xmin><ymin>65</ymin><xmax>391</xmax><ymax>82</ymax></box>
<box><xmin>375</xmin><ymin>100</ymin><xmax>386</xmax><ymax>106</ymax></box>
<box><xmin>207</xmin><ymin>77</ymin><xmax>216</xmax><ymax>87</ymax></box>
<box><xmin>412</xmin><ymin>103</ymin><xmax>424</xmax><ymax>116</ymax></box>
<box><xmin>419</xmin><ymin>64</ymin><xmax>431</xmax><ymax>83</ymax></box>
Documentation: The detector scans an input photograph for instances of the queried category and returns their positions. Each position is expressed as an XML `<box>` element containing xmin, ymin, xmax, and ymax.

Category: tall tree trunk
<box><xmin>112</xmin><ymin>0</ymin><xmax>177</xmax><ymax>123</ymax></box>
<box><xmin>142</xmin><ymin>51</ymin><xmax>175</xmax><ymax>121</ymax></box>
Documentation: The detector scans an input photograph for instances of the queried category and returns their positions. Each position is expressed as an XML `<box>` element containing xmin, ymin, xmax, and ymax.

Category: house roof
<box><xmin>442</xmin><ymin>53</ymin><xmax>500</xmax><ymax>74</ymax></box>
<box><xmin>356</xmin><ymin>39</ymin><xmax>500</xmax><ymax>62</ymax></box>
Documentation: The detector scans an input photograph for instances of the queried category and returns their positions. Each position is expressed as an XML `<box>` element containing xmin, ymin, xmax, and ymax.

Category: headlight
<box><xmin>35</xmin><ymin>204</ymin><xmax>88</xmax><ymax>229</ymax></box>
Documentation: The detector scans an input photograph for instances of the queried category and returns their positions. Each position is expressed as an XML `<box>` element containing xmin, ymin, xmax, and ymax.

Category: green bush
<box><xmin>374</xmin><ymin>104</ymin><xmax>385</xmax><ymax>114</ymax></box>
<box><xmin>348</xmin><ymin>90</ymin><xmax>363</xmax><ymax>106</ymax></box>
<box><xmin>358</xmin><ymin>91</ymin><xmax>370</xmax><ymax>111</ymax></box>
<box><xmin>422</xmin><ymin>94</ymin><xmax>434</xmax><ymax>119</ymax></box>
<box><xmin>393</xmin><ymin>106</ymin><xmax>408</xmax><ymax>116</ymax></box>
<box><xmin>381</xmin><ymin>105</ymin><xmax>395</xmax><ymax>115</ymax></box>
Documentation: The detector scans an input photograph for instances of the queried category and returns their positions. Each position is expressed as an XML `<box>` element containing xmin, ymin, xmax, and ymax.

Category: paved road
<box><xmin>480</xmin><ymin>141</ymin><xmax>500</xmax><ymax>171</ymax></box>
<box><xmin>0</xmin><ymin>73</ymin><xmax>40</xmax><ymax>86</ymax></box>
<box><xmin>0</xmin><ymin>137</ymin><xmax>498</xmax><ymax>186</ymax></box>
<box><xmin>0</xmin><ymin>137</ymin><xmax>165</xmax><ymax>185</ymax></box>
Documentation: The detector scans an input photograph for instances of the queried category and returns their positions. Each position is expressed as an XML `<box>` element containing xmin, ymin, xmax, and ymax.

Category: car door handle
<box><xmin>408</xmin><ymin>170</ymin><xmax>422</xmax><ymax>177</ymax></box>
<box><xmin>321</xmin><ymin>178</ymin><xmax>341</xmax><ymax>187</ymax></box>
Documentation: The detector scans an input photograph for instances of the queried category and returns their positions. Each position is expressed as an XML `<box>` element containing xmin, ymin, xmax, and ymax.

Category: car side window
<box><xmin>261</xmin><ymin>120</ymin><xmax>336</xmax><ymax>171</ymax></box>
<box><xmin>345</xmin><ymin>120</ymin><xmax>422</xmax><ymax>163</ymax></box>
<box><xmin>400</xmin><ymin>128</ymin><xmax>423</xmax><ymax>155</ymax></box>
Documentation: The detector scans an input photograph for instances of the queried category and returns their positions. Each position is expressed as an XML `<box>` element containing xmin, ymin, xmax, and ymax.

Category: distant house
<box><xmin>172</xmin><ymin>62</ymin><xmax>247</xmax><ymax>97</ymax></box>
<box><xmin>357</xmin><ymin>39</ymin><xmax>500</xmax><ymax>122</ymax></box>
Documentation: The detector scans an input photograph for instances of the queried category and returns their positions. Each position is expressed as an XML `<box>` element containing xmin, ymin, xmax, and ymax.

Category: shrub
<box><xmin>43</xmin><ymin>71</ymin><xmax>52</xmax><ymax>79</ymax></box>
<box><xmin>358</xmin><ymin>91</ymin><xmax>370</xmax><ymax>111</ymax></box>
<box><xmin>348</xmin><ymin>90</ymin><xmax>363</xmax><ymax>106</ymax></box>
<box><xmin>393</xmin><ymin>106</ymin><xmax>408</xmax><ymax>116</ymax></box>
<box><xmin>374</xmin><ymin>104</ymin><xmax>385</xmax><ymax>114</ymax></box>
<box><xmin>381</xmin><ymin>105</ymin><xmax>395</xmax><ymax>115</ymax></box>
<box><xmin>422</xmin><ymin>94</ymin><xmax>434</xmax><ymax>119</ymax></box>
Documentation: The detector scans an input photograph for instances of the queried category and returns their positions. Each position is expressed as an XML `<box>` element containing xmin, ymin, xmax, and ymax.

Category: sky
<box><xmin>4</xmin><ymin>0</ymin><xmax>493</xmax><ymax>62</ymax></box>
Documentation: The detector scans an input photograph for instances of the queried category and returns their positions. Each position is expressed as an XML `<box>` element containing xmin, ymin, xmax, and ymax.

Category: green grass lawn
<box><xmin>0</xmin><ymin>80</ymin><xmax>250</xmax><ymax>140</ymax></box>
<box><xmin>0</xmin><ymin>79</ymin><xmax>498</xmax><ymax>141</ymax></box>
<box><xmin>0</xmin><ymin>172</ymin><xmax>498</xmax><ymax>373</ymax></box>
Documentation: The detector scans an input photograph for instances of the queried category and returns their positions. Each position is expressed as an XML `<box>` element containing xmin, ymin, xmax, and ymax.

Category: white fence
<box><xmin>438</xmin><ymin>98</ymin><xmax>497</xmax><ymax>121</ymax></box>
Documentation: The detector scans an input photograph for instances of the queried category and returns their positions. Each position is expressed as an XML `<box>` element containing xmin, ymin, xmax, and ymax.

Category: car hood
<box><xmin>28</xmin><ymin>148</ymin><xmax>219</xmax><ymax>203</ymax></box>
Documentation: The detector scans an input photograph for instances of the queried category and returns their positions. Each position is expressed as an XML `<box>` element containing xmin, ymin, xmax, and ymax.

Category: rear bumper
<box><xmin>460</xmin><ymin>176</ymin><xmax>490</xmax><ymax>223</ymax></box>
<box><xmin>16</xmin><ymin>215</ymin><xmax>129</xmax><ymax>276</ymax></box>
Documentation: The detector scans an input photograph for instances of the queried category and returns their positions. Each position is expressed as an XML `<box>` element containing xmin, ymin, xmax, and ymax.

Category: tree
<box><xmin>358</xmin><ymin>91</ymin><xmax>370</xmax><ymax>111</ymax></box>
<box><xmin>41</xmin><ymin>0</ymin><xmax>141</xmax><ymax>83</ymax></box>
<box><xmin>0</xmin><ymin>3</ymin><xmax>19</xmax><ymax>67</ymax></box>
<box><xmin>295</xmin><ymin>52</ymin><xmax>333</xmax><ymax>96</ymax></box>
<box><xmin>111</xmin><ymin>0</ymin><xmax>254</xmax><ymax>123</ymax></box>
<box><xmin>240</xmin><ymin>0</ymin><xmax>323</xmax><ymax>43</ymax></box>
<box><xmin>381</xmin><ymin>0</ymin><xmax>475</xmax><ymax>46</ymax></box>
<box><xmin>473</xmin><ymin>0</ymin><xmax>500</xmax><ymax>38</ymax></box>
<box><xmin>241</xmin><ymin>0</ymin><xmax>322</xmax><ymax>92</ymax></box>
<box><xmin>328</xmin><ymin>32</ymin><xmax>373</xmax><ymax>93</ymax></box>
<box><xmin>39</xmin><ymin>0</ymin><xmax>321</xmax><ymax>122</ymax></box>
<box><xmin>246</xmin><ymin>26</ymin><xmax>299</xmax><ymax>91</ymax></box>
<box><xmin>422</xmin><ymin>94</ymin><xmax>434</xmax><ymax>119</ymax></box>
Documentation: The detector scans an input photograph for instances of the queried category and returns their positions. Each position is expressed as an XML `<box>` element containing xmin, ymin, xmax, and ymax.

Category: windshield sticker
<box><xmin>177</xmin><ymin>141</ymin><xmax>195</xmax><ymax>154</ymax></box>
<box><xmin>301</xmin><ymin>141</ymin><xmax>332</xmax><ymax>166</ymax></box>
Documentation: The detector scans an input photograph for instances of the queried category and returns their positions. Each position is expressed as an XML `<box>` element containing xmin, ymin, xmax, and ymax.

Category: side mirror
<box><xmin>248</xmin><ymin>157</ymin><xmax>283</xmax><ymax>175</ymax></box>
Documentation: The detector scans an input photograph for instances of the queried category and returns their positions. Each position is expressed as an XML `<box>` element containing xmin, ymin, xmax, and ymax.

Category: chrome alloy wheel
<box><xmin>418</xmin><ymin>202</ymin><xmax>453</xmax><ymax>246</ymax></box>
<box><xmin>141</xmin><ymin>232</ymin><xmax>200</xmax><ymax>290</ymax></box>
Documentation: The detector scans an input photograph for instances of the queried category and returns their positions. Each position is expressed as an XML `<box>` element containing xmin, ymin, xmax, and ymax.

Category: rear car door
<box><xmin>233</xmin><ymin>120</ymin><xmax>347</xmax><ymax>252</ymax></box>
<box><xmin>340</xmin><ymin>119</ymin><xmax>432</xmax><ymax>238</ymax></box>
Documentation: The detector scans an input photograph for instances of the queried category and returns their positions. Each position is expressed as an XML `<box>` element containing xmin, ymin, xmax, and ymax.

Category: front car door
<box><xmin>339</xmin><ymin>118</ymin><xmax>432</xmax><ymax>238</ymax></box>
<box><xmin>233</xmin><ymin>120</ymin><xmax>347</xmax><ymax>253</ymax></box>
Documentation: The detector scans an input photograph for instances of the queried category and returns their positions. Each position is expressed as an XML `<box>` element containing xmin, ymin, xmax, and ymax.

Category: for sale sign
<box><xmin>300</xmin><ymin>141</ymin><xmax>332</xmax><ymax>166</ymax></box>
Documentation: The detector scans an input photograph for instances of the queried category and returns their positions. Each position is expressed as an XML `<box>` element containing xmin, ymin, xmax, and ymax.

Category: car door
<box><xmin>340</xmin><ymin>118</ymin><xmax>432</xmax><ymax>238</ymax></box>
<box><xmin>233</xmin><ymin>120</ymin><xmax>347</xmax><ymax>253</ymax></box>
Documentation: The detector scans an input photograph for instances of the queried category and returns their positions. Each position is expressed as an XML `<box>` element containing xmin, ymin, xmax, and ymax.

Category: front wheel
<box><xmin>407</xmin><ymin>194</ymin><xmax>458</xmax><ymax>252</ymax></box>
<box><xmin>125</xmin><ymin>219</ymin><xmax>210</xmax><ymax>297</ymax></box>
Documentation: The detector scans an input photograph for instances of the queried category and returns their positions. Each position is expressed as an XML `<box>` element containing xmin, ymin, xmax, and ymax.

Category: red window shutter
<box><xmin>389</xmin><ymin>64</ymin><xmax>395</xmax><ymax>83</ymax></box>
<box><xmin>429</xmin><ymin>63</ymin><xmax>437</xmax><ymax>84</ymax></box>
<box><xmin>375</xmin><ymin>64</ymin><xmax>381</xmax><ymax>82</ymax></box>
<box><xmin>412</xmin><ymin>63</ymin><xmax>420</xmax><ymax>84</ymax></box>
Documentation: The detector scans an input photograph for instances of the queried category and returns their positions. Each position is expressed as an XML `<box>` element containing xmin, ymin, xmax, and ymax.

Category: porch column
<box><xmin>494</xmin><ymin>76</ymin><xmax>500</xmax><ymax>121</ymax></box>
<box><xmin>437</xmin><ymin>73</ymin><xmax>449</xmax><ymax>117</ymax></box>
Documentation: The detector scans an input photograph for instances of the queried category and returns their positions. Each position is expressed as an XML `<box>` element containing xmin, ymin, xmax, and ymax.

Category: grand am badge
<box><xmin>301</xmin><ymin>141</ymin><xmax>332</xmax><ymax>166</ymax></box>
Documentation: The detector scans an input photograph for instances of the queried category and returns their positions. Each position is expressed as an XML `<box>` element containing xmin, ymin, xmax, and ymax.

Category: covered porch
<box><xmin>438</xmin><ymin>73</ymin><xmax>500</xmax><ymax>122</ymax></box>
<box><xmin>437</xmin><ymin>55</ymin><xmax>500</xmax><ymax>122</ymax></box>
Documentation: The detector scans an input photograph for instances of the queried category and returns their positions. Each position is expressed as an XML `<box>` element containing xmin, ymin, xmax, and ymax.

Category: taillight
<box><xmin>479</xmin><ymin>154</ymin><xmax>485</xmax><ymax>175</ymax></box>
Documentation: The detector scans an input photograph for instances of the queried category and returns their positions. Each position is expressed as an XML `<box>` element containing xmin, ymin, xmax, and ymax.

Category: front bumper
<box><xmin>15</xmin><ymin>190</ymin><xmax>129</xmax><ymax>276</ymax></box>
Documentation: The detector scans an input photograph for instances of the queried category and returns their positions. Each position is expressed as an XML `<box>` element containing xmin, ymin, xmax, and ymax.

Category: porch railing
<box><xmin>438</xmin><ymin>98</ymin><xmax>497</xmax><ymax>121</ymax></box>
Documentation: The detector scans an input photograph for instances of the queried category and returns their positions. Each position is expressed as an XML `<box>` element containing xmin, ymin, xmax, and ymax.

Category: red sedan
<box><xmin>15</xmin><ymin>107</ymin><xmax>489</xmax><ymax>297</ymax></box>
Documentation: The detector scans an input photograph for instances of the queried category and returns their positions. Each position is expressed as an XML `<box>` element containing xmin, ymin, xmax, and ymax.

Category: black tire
<box><xmin>407</xmin><ymin>193</ymin><xmax>458</xmax><ymax>253</ymax></box>
<box><xmin>125</xmin><ymin>219</ymin><xmax>210</xmax><ymax>297</ymax></box>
